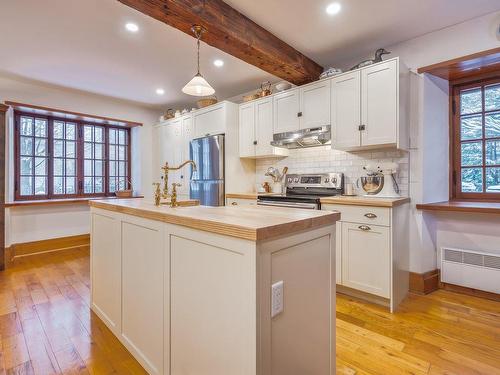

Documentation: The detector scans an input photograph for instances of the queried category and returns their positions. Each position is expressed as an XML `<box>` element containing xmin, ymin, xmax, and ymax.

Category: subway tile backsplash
<box><xmin>255</xmin><ymin>146</ymin><xmax>409</xmax><ymax>196</ymax></box>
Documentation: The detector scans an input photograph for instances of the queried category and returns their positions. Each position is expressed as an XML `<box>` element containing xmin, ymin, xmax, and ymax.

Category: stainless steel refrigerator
<box><xmin>189</xmin><ymin>134</ymin><xmax>225</xmax><ymax>206</ymax></box>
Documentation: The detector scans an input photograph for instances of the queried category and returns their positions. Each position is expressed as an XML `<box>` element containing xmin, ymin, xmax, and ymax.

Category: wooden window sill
<box><xmin>5</xmin><ymin>196</ymin><xmax>144</xmax><ymax>208</ymax></box>
<box><xmin>416</xmin><ymin>200</ymin><xmax>500</xmax><ymax>214</ymax></box>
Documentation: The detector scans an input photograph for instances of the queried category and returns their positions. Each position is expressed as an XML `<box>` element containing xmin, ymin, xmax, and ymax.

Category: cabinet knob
<box><xmin>358</xmin><ymin>124</ymin><xmax>366</xmax><ymax>131</ymax></box>
<box><xmin>231</xmin><ymin>202</ymin><xmax>238</xmax><ymax>205</ymax></box>
<box><xmin>364</xmin><ymin>213</ymin><xmax>377</xmax><ymax>219</ymax></box>
<box><xmin>253</xmin><ymin>140</ymin><xmax>257</xmax><ymax>145</ymax></box>
<box><xmin>358</xmin><ymin>225</ymin><xmax>371</xmax><ymax>231</ymax></box>
<box><xmin>297</xmin><ymin>112</ymin><xmax>303</xmax><ymax>117</ymax></box>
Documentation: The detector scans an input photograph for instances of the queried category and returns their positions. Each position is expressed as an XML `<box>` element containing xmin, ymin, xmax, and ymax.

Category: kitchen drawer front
<box><xmin>322</xmin><ymin>204</ymin><xmax>390</xmax><ymax>226</ymax></box>
<box><xmin>226</xmin><ymin>198</ymin><xmax>257</xmax><ymax>206</ymax></box>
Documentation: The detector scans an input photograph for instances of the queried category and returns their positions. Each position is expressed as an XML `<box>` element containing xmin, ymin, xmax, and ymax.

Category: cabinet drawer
<box><xmin>226</xmin><ymin>198</ymin><xmax>257</xmax><ymax>206</ymax></box>
<box><xmin>322</xmin><ymin>204</ymin><xmax>390</xmax><ymax>226</ymax></box>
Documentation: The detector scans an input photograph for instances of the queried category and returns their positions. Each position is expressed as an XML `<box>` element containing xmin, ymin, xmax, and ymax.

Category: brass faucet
<box><xmin>152</xmin><ymin>183</ymin><xmax>161</xmax><ymax>206</ymax></box>
<box><xmin>170</xmin><ymin>183</ymin><xmax>182</xmax><ymax>208</ymax></box>
<box><xmin>160</xmin><ymin>160</ymin><xmax>197</xmax><ymax>198</ymax></box>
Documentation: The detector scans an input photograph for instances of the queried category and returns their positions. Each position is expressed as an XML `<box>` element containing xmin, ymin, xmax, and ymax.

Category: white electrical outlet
<box><xmin>271</xmin><ymin>280</ymin><xmax>284</xmax><ymax>318</ymax></box>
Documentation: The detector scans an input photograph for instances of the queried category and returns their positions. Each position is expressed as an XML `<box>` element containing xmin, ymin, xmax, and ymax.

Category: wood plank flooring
<box><xmin>0</xmin><ymin>247</ymin><xmax>499</xmax><ymax>374</ymax></box>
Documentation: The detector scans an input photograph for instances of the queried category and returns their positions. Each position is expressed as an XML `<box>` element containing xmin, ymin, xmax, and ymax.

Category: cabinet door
<box><xmin>239</xmin><ymin>102</ymin><xmax>256</xmax><ymax>158</ymax></box>
<box><xmin>121</xmin><ymin>218</ymin><xmax>164</xmax><ymax>375</ymax></box>
<box><xmin>361</xmin><ymin>59</ymin><xmax>398</xmax><ymax>146</ymax></box>
<box><xmin>255</xmin><ymin>98</ymin><xmax>274</xmax><ymax>156</ymax></box>
<box><xmin>170</xmin><ymin>120</ymin><xmax>183</xmax><ymax>186</ymax></box>
<box><xmin>273</xmin><ymin>89</ymin><xmax>300</xmax><ymax>133</ymax></box>
<box><xmin>300</xmin><ymin>80</ymin><xmax>331</xmax><ymax>129</ymax></box>
<box><xmin>91</xmin><ymin>212</ymin><xmax>121</xmax><ymax>336</ymax></box>
<box><xmin>331</xmin><ymin>71</ymin><xmax>361</xmax><ymax>149</ymax></box>
<box><xmin>180</xmin><ymin>116</ymin><xmax>193</xmax><ymax>193</ymax></box>
<box><xmin>341</xmin><ymin>222</ymin><xmax>390</xmax><ymax>298</ymax></box>
<box><xmin>194</xmin><ymin>104</ymin><xmax>225</xmax><ymax>138</ymax></box>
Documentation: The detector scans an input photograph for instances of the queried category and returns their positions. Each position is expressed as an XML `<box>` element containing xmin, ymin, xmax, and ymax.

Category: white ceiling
<box><xmin>1</xmin><ymin>0</ymin><xmax>499</xmax><ymax>108</ymax></box>
<box><xmin>224</xmin><ymin>0</ymin><xmax>500</xmax><ymax>68</ymax></box>
<box><xmin>0</xmin><ymin>0</ymin><xmax>277</xmax><ymax>109</ymax></box>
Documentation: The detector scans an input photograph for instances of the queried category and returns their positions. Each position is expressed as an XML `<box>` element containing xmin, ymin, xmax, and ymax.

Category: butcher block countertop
<box><xmin>226</xmin><ymin>192</ymin><xmax>410</xmax><ymax>208</ymax></box>
<box><xmin>89</xmin><ymin>198</ymin><xmax>340</xmax><ymax>241</ymax></box>
<box><xmin>320</xmin><ymin>196</ymin><xmax>410</xmax><ymax>208</ymax></box>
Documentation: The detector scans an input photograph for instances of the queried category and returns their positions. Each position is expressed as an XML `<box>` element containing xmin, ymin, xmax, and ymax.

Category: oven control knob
<box><xmin>325</xmin><ymin>178</ymin><xmax>329</xmax><ymax>183</ymax></box>
<box><xmin>294</xmin><ymin>178</ymin><xmax>299</xmax><ymax>183</ymax></box>
<box><xmin>332</xmin><ymin>178</ymin><xmax>337</xmax><ymax>184</ymax></box>
<box><xmin>287</xmin><ymin>177</ymin><xmax>293</xmax><ymax>183</ymax></box>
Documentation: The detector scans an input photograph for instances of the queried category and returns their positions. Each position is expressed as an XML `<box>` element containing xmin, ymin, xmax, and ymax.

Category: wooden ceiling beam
<box><xmin>117</xmin><ymin>0</ymin><xmax>324</xmax><ymax>85</ymax></box>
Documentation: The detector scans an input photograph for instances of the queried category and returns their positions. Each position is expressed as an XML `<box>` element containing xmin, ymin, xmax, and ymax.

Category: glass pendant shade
<box><xmin>182</xmin><ymin>25</ymin><xmax>215</xmax><ymax>97</ymax></box>
<box><xmin>182</xmin><ymin>73</ymin><xmax>215</xmax><ymax>96</ymax></box>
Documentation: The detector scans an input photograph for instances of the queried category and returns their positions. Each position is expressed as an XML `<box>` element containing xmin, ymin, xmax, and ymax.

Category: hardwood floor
<box><xmin>0</xmin><ymin>247</ymin><xmax>499</xmax><ymax>374</ymax></box>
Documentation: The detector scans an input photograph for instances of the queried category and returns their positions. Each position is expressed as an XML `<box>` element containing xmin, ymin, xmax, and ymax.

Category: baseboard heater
<box><xmin>441</xmin><ymin>247</ymin><xmax>500</xmax><ymax>294</ymax></box>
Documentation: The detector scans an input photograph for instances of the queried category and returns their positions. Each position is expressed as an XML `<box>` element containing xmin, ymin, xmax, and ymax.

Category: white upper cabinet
<box><xmin>180</xmin><ymin>115</ymin><xmax>193</xmax><ymax>193</ymax></box>
<box><xmin>299</xmin><ymin>80</ymin><xmax>331</xmax><ymax>129</ymax></box>
<box><xmin>273</xmin><ymin>81</ymin><xmax>331</xmax><ymax>134</ymax></box>
<box><xmin>239</xmin><ymin>97</ymin><xmax>288</xmax><ymax>158</ymax></box>
<box><xmin>331</xmin><ymin>71</ymin><xmax>361</xmax><ymax>149</ymax></box>
<box><xmin>194</xmin><ymin>103</ymin><xmax>226</xmax><ymax>138</ymax></box>
<box><xmin>239</xmin><ymin>102</ymin><xmax>255</xmax><ymax>158</ymax></box>
<box><xmin>361</xmin><ymin>59</ymin><xmax>398</xmax><ymax>147</ymax></box>
<box><xmin>331</xmin><ymin>57</ymin><xmax>408</xmax><ymax>151</ymax></box>
<box><xmin>273</xmin><ymin>89</ymin><xmax>300</xmax><ymax>133</ymax></box>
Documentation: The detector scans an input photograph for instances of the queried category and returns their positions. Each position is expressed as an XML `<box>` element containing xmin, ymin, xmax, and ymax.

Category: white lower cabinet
<box><xmin>91</xmin><ymin>211</ymin><xmax>122</xmax><ymax>336</ymax></box>
<box><xmin>323</xmin><ymin>202</ymin><xmax>409</xmax><ymax>312</ymax></box>
<box><xmin>341</xmin><ymin>222</ymin><xmax>390</xmax><ymax>298</ymax></box>
<box><xmin>91</xmin><ymin>207</ymin><xmax>336</xmax><ymax>374</ymax></box>
<box><xmin>121</xmin><ymin>217</ymin><xmax>165</xmax><ymax>375</ymax></box>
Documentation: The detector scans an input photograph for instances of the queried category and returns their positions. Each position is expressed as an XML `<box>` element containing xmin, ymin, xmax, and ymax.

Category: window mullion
<box><xmin>105</xmin><ymin>127</ymin><xmax>109</xmax><ymax>196</ymax></box>
<box><xmin>47</xmin><ymin>118</ymin><xmax>53</xmax><ymax>199</ymax></box>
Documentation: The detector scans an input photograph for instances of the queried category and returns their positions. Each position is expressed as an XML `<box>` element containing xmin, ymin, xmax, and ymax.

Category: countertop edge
<box><xmin>320</xmin><ymin>197</ymin><xmax>410</xmax><ymax>208</ymax></box>
<box><xmin>226</xmin><ymin>192</ymin><xmax>411</xmax><ymax>208</ymax></box>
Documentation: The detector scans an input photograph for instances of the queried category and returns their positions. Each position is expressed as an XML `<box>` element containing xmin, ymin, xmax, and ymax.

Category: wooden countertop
<box><xmin>320</xmin><ymin>196</ymin><xmax>410</xmax><ymax>208</ymax></box>
<box><xmin>226</xmin><ymin>192</ymin><xmax>410</xmax><ymax>207</ymax></box>
<box><xmin>89</xmin><ymin>198</ymin><xmax>340</xmax><ymax>241</ymax></box>
<box><xmin>416</xmin><ymin>200</ymin><xmax>500</xmax><ymax>214</ymax></box>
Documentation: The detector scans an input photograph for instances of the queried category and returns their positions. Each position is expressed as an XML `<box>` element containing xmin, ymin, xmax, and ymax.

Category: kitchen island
<box><xmin>89</xmin><ymin>198</ymin><xmax>340</xmax><ymax>375</ymax></box>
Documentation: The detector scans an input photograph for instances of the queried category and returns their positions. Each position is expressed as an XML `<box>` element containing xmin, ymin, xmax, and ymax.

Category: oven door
<box><xmin>257</xmin><ymin>200</ymin><xmax>318</xmax><ymax>209</ymax></box>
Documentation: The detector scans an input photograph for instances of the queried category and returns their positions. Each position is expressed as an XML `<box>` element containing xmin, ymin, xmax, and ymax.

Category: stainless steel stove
<box><xmin>257</xmin><ymin>173</ymin><xmax>344</xmax><ymax>210</ymax></box>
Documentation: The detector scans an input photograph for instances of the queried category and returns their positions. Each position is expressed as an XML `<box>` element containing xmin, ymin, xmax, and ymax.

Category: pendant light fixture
<box><xmin>182</xmin><ymin>25</ymin><xmax>215</xmax><ymax>97</ymax></box>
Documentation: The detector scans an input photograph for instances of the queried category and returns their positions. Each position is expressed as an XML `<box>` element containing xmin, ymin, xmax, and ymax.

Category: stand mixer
<box><xmin>361</xmin><ymin>162</ymin><xmax>400</xmax><ymax>198</ymax></box>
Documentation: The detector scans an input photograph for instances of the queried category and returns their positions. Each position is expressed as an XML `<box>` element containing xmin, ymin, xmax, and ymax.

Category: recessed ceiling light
<box><xmin>326</xmin><ymin>2</ymin><xmax>341</xmax><ymax>15</ymax></box>
<box><xmin>125</xmin><ymin>23</ymin><xmax>139</xmax><ymax>32</ymax></box>
<box><xmin>213</xmin><ymin>59</ymin><xmax>224</xmax><ymax>67</ymax></box>
<box><xmin>156</xmin><ymin>88</ymin><xmax>165</xmax><ymax>95</ymax></box>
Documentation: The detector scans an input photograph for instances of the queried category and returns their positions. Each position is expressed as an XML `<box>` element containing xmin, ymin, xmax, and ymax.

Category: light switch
<box><xmin>271</xmin><ymin>280</ymin><xmax>284</xmax><ymax>318</ymax></box>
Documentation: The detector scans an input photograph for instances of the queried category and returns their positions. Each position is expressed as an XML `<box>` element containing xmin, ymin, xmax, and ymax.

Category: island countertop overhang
<box><xmin>89</xmin><ymin>198</ymin><xmax>340</xmax><ymax>241</ymax></box>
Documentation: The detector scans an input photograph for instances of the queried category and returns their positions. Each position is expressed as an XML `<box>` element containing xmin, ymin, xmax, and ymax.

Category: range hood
<box><xmin>271</xmin><ymin>126</ymin><xmax>331</xmax><ymax>149</ymax></box>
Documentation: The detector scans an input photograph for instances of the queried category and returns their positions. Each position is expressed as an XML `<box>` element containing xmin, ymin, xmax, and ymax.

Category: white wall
<box><xmin>0</xmin><ymin>73</ymin><xmax>159</xmax><ymax>245</ymax></box>
<box><xmin>333</xmin><ymin>11</ymin><xmax>500</xmax><ymax>273</ymax></box>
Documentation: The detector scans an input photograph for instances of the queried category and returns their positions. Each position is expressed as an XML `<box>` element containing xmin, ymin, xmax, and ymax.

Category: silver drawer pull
<box><xmin>358</xmin><ymin>225</ymin><xmax>371</xmax><ymax>231</ymax></box>
<box><xmin>364</xmin><ymin>213</ymin><xmax>377</xmax><ymax>219</ymax></box>
<box><xmin>231</xmin><ymin>202</ymin><xmax>238</xmax><ymax>205</ymax></box>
